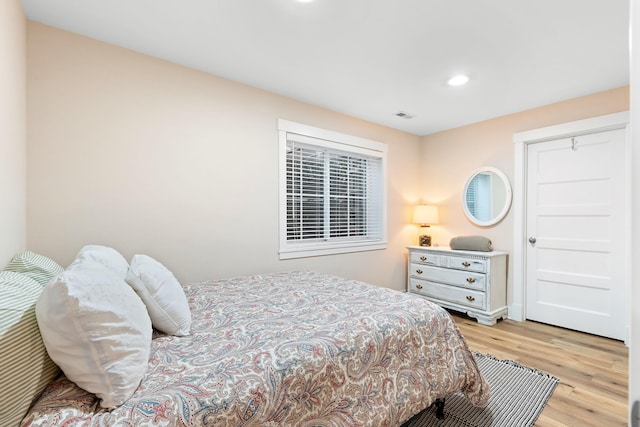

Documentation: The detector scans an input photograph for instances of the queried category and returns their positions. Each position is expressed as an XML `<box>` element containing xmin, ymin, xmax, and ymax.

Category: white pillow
<box><xmin>36</xmin><ymin>261</ymin><xmax>152</xmax><ymax>408</ymax></box>
<box><xmin>126</xmin><ymin>254</ymin><xmax>192</xmax><ymax>336</ymax></box>
<box><xmin>75</xmin><ymin>244</ymin><xmax>129</xmax><ymax>278</ymax></box>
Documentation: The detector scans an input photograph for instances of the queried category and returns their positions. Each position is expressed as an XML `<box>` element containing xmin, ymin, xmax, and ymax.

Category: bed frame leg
<box><xmin>434</xmin><ymin>398</ymin><xmax>445</xmax><ymax>419</ymax></box>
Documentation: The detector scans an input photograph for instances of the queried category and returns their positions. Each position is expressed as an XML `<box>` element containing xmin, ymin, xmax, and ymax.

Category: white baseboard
<box><xmin>508</xmin><ymin>304</ymin><xmax>524</xmax><ymax>322</ymax></box>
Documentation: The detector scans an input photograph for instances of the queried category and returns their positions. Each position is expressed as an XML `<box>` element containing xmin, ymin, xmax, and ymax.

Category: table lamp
<box><xmin>412</xmin><ymin>204</ymin><xmax>439</xmax><ymax>246</ymax></box>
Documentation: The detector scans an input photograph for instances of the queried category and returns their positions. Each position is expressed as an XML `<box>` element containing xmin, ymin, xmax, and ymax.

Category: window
<box><xmin>278</xmin><ymin>119</ymin><xmax>387</xmax><ymax>259</ymax></box>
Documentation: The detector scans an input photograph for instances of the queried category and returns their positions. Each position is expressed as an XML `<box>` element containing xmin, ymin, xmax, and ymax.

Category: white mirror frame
<box><xmin>462</xmin><ymin>166</ymin><xmax>512</xmax><ymax>227</ymax></box>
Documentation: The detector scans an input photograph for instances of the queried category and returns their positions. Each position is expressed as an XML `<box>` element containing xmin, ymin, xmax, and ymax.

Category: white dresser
<box><xmin>407</xmin><ymin>245</ymin><xmax>508</xmax><ymax>326</ymax></box>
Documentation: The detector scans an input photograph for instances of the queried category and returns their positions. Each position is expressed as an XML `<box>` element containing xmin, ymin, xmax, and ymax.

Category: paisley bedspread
<box><xmin>23</xmin><ymin>270</ymin><xmax>489</xmax><ymax>427</ymax></box>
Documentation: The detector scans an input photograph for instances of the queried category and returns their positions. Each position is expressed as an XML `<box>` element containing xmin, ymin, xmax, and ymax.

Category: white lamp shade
<box><xmin>413</xmin><ymin>205</ymin><xmax>439</xmax><ymax>225</ymax></box>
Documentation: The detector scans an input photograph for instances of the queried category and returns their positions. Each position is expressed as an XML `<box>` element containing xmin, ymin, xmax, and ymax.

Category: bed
<box><xmin>4</xmin><ymin>250</ymin><xmax>488</xmax><ymax>427</ymax></box>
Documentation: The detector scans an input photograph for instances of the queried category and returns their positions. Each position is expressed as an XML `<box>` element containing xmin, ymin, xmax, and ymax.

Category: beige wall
<box><xmin>419</xmin><ymin>86</ymin><xmax>629</xmax><ymax>306</ymax></box>
<box><xmin>0</xmin><ymin>0</ymin><xmax>27</xmax><ymax>265</ymax></box>
<box><xmin>26</xmin><ymin>22</ymin><xmax>421</xmax><ymax>289</ymax></box>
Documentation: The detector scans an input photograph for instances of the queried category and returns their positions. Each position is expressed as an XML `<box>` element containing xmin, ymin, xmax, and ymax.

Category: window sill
<box><xmin>279</xmin><ymin>241</ymin><xmax>387</xmax><ymax>260</ymax></box>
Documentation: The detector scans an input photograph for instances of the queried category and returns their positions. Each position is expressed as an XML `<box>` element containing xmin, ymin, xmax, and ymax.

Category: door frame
<box><xmin>511</xmin><ymin>111</ymin><xmax>631</xmax><ymax>336</ymax></box>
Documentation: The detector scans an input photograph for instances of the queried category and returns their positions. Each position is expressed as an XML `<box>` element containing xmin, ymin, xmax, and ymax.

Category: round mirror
<box><xmin>462</xmin><ymin>166</ymin><xmax>512</xmax><ymax>226</ymax></box>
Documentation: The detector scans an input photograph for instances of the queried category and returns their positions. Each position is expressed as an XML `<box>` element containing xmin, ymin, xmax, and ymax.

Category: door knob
<box><xmin>529</xmin><ymin>237</ymin><xmax>537</xmax><ymax>244</ymax></box>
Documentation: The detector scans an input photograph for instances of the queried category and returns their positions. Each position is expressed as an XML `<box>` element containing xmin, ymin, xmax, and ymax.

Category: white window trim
<box><xmin>278</xmin><ymin>119</ymin><xmax>388</xmax><ymax>260</ymax></box>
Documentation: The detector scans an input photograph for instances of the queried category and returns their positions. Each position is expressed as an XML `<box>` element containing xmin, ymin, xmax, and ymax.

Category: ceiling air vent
<box><xmin>395</xmin><ymin>111</ymin><xmax>415</xmax><ymax>119</ymax></box>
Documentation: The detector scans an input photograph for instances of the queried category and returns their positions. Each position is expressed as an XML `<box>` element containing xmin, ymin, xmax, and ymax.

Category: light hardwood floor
<box><xmin>450</xmin><ymin>313</ymin><xmax>628</xmax><ymax>426</ymax></box>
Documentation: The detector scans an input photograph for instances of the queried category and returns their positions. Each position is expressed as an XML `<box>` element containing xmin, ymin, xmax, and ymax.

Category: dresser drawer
<box><xmin>445</xmin><ymin>256</ymin><xmax>487</xmax><ymax>273</ymax></box>
<box><xmin>409</xmin><ymin>278</ymin><xmax>485</xmax><ymax>310</ymax></box>
<box><xmin>409</xmin><ymin>263</ymin><xmax>486</xmax><ymax>291</ymax></box>
<box><xmin>409</xmin><ymin>252</ymin><xmax>439</xmax><ymax>265</ymax></box>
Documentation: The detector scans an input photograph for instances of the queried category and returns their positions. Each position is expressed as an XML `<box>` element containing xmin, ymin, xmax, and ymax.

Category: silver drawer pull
<box><xmin>466</xmin><ymin>277</ymin><xmax>476</xmax><ymax>283</ymax></box>
<box><xmin>420</xmin><ymin>256</ymin><xmax>427</xmax><ymax>261</ymax></box>
<box><xmin>415</xmin><ymin>269</ymin><xmax>423</xmax><ymax>275</ymax></box>
<box><xmin>416</xmin><ymin>284</ymin><xmax>423</xmax><ymax>290</ymax></box>
<box><xmin>466</xmin><ymin>296</ymin><xmax>475</xmax><ymax>302</ymax></box>
<box><xmin>462</xmin><ymin>262</ymin><xmax>471</xmax><ymax>267</ymax></box>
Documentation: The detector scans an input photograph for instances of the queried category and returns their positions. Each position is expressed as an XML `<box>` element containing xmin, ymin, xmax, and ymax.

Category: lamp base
<box><xmin>419</xmin><ymin>234</ymin><xmax>432</xmax><ymax>247</ymax></box>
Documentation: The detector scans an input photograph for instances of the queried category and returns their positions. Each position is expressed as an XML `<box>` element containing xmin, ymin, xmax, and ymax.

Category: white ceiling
<box><xmin>21</xmin><ymin>0</ymin><xmax>630</xmax><ymax>136</ymax></box>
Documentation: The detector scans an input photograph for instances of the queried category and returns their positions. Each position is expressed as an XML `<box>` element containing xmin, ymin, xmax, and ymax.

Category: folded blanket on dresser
<box><xmin>450</xmin><ymin>235</ymin><xmax>493</xmax><ymax>252</ymax></box>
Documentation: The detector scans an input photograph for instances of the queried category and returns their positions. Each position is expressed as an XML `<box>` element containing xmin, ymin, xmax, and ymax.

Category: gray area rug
<box><xmin>402</xmin><ymin>352</ymin><xmax>559</xmax><ymax>427</ymax></box>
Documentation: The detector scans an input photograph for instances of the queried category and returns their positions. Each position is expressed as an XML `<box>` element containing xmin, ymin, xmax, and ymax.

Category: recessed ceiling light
<box><xmin>447</xmin><ymin>75</ymin><xmax>470</xmax><ymax>86</ymax></box>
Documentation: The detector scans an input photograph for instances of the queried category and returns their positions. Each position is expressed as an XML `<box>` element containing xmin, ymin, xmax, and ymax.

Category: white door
<box><xmin>525</xmin><ymin>128</ymin><xmax>627</xmax><ymax>340</ymax></box>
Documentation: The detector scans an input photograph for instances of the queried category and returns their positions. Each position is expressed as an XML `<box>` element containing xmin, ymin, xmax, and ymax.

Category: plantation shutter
<box><xmin>285</xmin><ymin>133</ymin><xmax>383</xmax><ymax>244</ymax></box>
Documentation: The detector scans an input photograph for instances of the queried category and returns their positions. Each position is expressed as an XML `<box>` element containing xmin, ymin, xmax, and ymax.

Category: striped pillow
<box><xmin>0</xmin><ymin>271</ymin><xmax>59</xmax><ymax>427</ymax></box>
<box><xmin>4</xmin><ymin>251</ymin><xmax>64</xmax><ymax>286</ymax></box>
